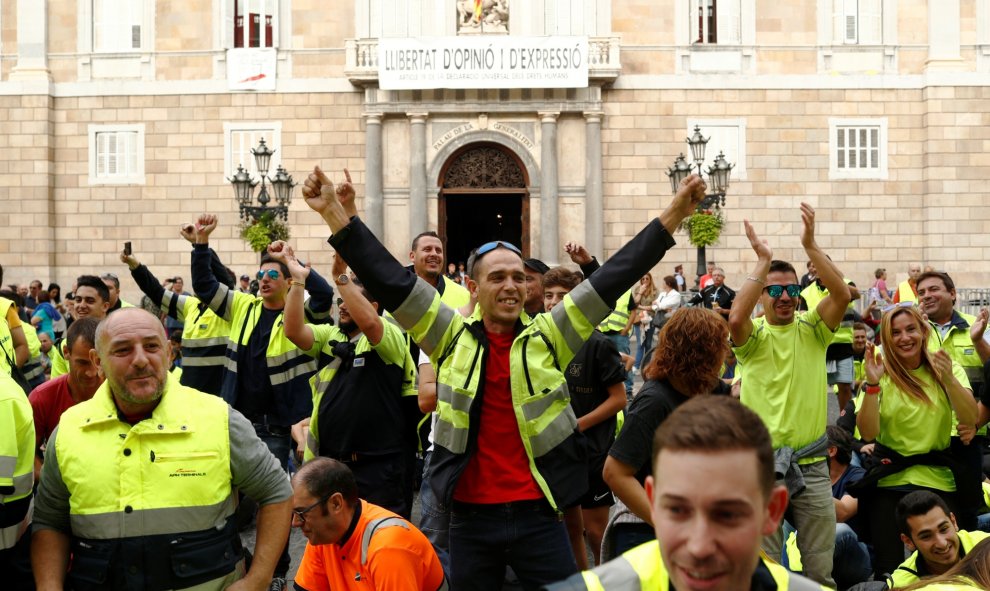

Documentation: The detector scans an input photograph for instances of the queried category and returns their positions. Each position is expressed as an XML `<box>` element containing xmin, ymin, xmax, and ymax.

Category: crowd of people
<box><xmin>2</xmin><ymin>167</ymin><xmax>990</xmax><ymax>591</ymax></box>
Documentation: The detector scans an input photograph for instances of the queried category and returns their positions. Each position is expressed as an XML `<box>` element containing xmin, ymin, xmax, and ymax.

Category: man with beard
<box><xmin>31</xmin><ymin>309</ymin><xmax>293</xmax><ymax>591</ymax></box>
<box><xmin>894</xmin><ymin>262</ymin><xmax>922</xmax><ymax>304</ymax></box>
<box><xmin>284</xmin><ymin>251</ymin><xmax>419</xmax><ymax>518</ymax></box>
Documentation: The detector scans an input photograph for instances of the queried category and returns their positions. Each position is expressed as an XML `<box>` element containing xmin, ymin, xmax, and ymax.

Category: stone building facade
<box><xmin>2</xmin><ymin>0</ymin><xmax>990</xmax><ymax>302</ymax></box>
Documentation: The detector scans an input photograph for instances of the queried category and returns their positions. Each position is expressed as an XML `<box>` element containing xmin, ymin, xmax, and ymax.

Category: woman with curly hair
<box><xmin>858</xmin><ymin>305</ymin><xmax>979</xmax><ymax>577</ymax></box>
<box><xmin>602</xmin><ymin>306</ymin><xmax>730</xmax><ymax>555</ymax></box>
<box><xmin>899</xmin><ymin>537</ymin><xmax>990</xmax><ymax>590</ymax></box>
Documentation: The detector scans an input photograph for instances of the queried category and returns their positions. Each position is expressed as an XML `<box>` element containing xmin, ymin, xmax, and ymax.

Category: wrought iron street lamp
<box><xmin>665</xmin><ymin>125</ymin><xmax>735</xmax><ymax>287</ymax></box>
<box><xmin>227</xmin><ymin>138</ymin><xmax>296</xmax><ymax>222</ymax></box>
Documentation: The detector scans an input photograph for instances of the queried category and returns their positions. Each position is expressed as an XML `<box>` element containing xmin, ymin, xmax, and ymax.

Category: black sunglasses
<box><xmin>292</xmin><ymin>490</ymin><xmax>334</xmax><ymax>524</ymax></box>
<box><xmin>764</xmin><ymin>284</ymin><xmax>802</xmax><ymax>299</ymax></box>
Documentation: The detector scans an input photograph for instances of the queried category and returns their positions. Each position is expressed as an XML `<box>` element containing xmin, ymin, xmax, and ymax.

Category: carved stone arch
<box><xmin>428</xmin><ymin>131</ymin><xmax>541</xmax><ymax>196</ymax></box>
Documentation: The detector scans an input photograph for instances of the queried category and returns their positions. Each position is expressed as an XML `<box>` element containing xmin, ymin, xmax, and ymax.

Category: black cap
<box><xmin>240</xmin><ymin>274</ymin><xmax>250</xmax><ymax>281</ymax></box>
<box><xmin>524</xmin><ymin>258</ymin><xmax>550</xmax><ymax>275</ymax></box>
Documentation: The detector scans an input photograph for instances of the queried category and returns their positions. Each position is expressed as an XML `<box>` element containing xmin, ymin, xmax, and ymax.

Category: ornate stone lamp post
<box><xmin>227</xmin><ymin>138</ymin><xmax>296</xmax><ymax>223</ymax></box>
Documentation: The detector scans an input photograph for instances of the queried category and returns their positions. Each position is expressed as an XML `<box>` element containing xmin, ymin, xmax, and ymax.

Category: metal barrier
<box><xmin>855</xmin><ymin>287</ymin><xmax>990</xmax><ymax>317</ymax></box>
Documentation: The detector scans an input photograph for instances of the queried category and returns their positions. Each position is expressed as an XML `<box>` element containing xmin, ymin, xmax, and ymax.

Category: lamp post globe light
<box><xmin>665</xmin><ymin>125</ymin><xmax>734</xmax><ymax>288</ymax></box>
<box><xmin>227</xmin><ymin>138</ymin><xmax>296</xmax><ymax>223</ymax></box>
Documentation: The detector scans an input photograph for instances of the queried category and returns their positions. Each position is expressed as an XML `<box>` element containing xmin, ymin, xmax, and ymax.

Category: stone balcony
<box><xmin>344</xmin><ymin>36</ymin><xmax>622</xmax><ymax>87</ymax></box>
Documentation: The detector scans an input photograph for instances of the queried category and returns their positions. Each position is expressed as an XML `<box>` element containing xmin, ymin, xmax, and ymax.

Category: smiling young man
<box><xmin>889</xmin><ymin>491</ymin><xmax>990</xmax><ymax>589</ymax></box>
<box><xmin>727</xmin><ymin>204</ymin><xmax>851</xmax><ymax>588</ymax></box>
<box><xmin>48</xmin><ymin>276</ymin><xmax>110</xmax><ymax>379</ymax></box>
<box><xmin>546</xmin><ymin>396</ymin><xmax>825</xmax><ymax>591</ymax></box>
<box><xmin>301</xmin><ymin>165</ymin><xmax>706</xmax><ymax>589</ymax></box>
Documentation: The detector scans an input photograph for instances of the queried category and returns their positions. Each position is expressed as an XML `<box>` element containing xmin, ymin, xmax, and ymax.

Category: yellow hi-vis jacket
<box><xmin>0</xmin><ymin>372</ymin><xmax>34</xmax><ymax>550</ymax></box>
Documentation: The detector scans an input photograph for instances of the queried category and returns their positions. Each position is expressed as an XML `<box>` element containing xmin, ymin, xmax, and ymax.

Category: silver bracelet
<box><xmin>747</xmin><ymin>276</ymin><xmax>765</xmax><ymax>285</ymax></box>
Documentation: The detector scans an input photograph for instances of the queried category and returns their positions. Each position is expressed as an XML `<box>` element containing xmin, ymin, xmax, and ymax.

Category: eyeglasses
<box><xmin>475</xmin><ymin>240</ymin><xmax>522</xmax><ymax>257</ymax></box>
<box><xmin>882</xmin><ymin>301</ymin><xmax>914</xmax><ymax>313</ymax></box>
<box><xmin>764</xmin><ymin>284</ymin><xmax>802</xmax><ymax>299</ymax></box>
<box><xmin>292</xmin><ymin>491</ymin><xmax>334</xmax><ymax>524</ymax></box>
<box><xmin>257</xmin><ymin>269</ymin><xmax>281</xmax><ymax>281</ymax></box>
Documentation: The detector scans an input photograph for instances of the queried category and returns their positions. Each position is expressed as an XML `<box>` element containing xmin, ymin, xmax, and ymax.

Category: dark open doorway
<box><xmin>441</xmin><ymin>194</ymin><xmax>526</xmax><ymax>267</ymax></box>
<box><xmin>437</xmin><ymin>142</ymin><xmax>530</xmax><ymax>268</ymax></box>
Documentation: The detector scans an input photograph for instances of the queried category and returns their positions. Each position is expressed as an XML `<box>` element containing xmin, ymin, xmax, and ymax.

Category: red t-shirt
<box><xmin>454</xmin><ymin>330</ymin><xmax>543</xmax><ymax>504</ymax></box>
<box><xmin>28</xmin><ymin>375</ymin><xmax>76</xmax><ymax>449</ymax></box>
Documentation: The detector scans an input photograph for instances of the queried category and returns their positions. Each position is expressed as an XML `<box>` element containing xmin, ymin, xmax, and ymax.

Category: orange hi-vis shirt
<box><xmin>294</xmin><ymin>500</ymin><xmax>446</xmax><ymax>591</ymax></box>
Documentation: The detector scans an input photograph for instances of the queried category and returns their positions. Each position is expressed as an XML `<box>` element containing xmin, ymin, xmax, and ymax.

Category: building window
<box><xmin>93</xmin><ymin>0</ymin><xmax>144</xmax><ymax>52</ymax></box>
<box><xmin>829</xmin><ymin>118</ymin><xmax>887</xmax><ymax>180</ymax></box>
<box><xmin>233</xmin><ymin>0</ymin><xmax>277</xmax><ymax>48</ymax></box>
<box><xmin>691</xmin><ymin>0</ymin><xmax>740</xmax><ymax>45</ymax></box>
<box><xmin>835</xmin><ymin>0</ymin><xmax>882</xmax><ymax>44</ymax></box>
<box><xmin>88</xmin><ymin>125</ymin><xmax>145</xmax><ymax>185</ymax></box>
<box><xmin>224</xmin><ymin>122</ymin><xmax>282</xmax><ymax>180</ymax></box>
<box><xmin>687</xmin><ymin>119</ymin><xmax>748</xmax><ymax>180</ymax></box>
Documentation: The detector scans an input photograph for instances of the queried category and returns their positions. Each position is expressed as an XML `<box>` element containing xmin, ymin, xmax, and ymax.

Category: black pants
<box><xmin>0</xmin><ymin>528</ymin><xmax>34</xmax><ymax>591</ymax></box>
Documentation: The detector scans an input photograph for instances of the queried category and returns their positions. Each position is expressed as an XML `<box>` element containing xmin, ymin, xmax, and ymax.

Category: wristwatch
<box><xmin>335</xmin><ymin>274</ymin><xmax>350</xmax><ymax>286</ymax></box>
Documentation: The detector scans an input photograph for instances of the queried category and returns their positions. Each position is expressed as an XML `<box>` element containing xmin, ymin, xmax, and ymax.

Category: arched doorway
<box><xmin>438</xmin><ymin>142</ymin><xmax>530</xmax><ymax>268</ymax></box>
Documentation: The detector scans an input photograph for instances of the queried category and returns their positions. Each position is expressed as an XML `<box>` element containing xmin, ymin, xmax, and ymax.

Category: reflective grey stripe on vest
<box><xmin>181</xmin><ymin>355</ymin><xmax>227</xmax><ymax>367</ymax></box>
<box><xmin>786</xmin><ymin>570</ymin><xmax>824</xmax><ymax>590</ymax></box>
<box><xmin>305</xmin><ymin>298</ymin><xmax>331</xmax><ymax>322</ymax></box>
<box><xmin>550</xmin><ymin>304</ymin><xmax>585</xmax><ymax>356</ymax></box>
<box><xmin>567</xmin><ymin>281</ymin><xmax>613</xmax><ymax>328</ymax></box>
<box><xmin>591</xmin><ymin>554</ymin><xmax>641</xmax><ymax>590</ymax></box>
<box><xmin>69</xmin><ymin>494</ymin><xmax>237</xmax><ymax>540</ymax></box>
<box><xmin>392</xmin><ymin>279</ymin><xmax>446</xmax><ymax>352</ymax></box>
<box><xmin>0</xmin><ymin>469</ymin><xmax>33</xmax><ymax>498</ymax></box>
<box><xmin>184</xmin><ymin>336</ymin><xmax>230</xmax><ymax>350</ymax></box>
<box><xmin>360</xmin><ymin>517</ymin><xmax>410</xmax><ymax>565</ymax></box>
<box><xmin>522</xmin><ymin>383</ymin><xmax>579</xmax><ymax>458</ymax></box>
<box><xmin>306</xmin><ymin>431</ymin><xmax>318</xmax><ymax>458</ymax></box>
<box><xmin>22</xmin><ymin>360</ymin><xmax>44</xmax><ymax>381</ymax></box>
<box><xmin>209</xmin><ymin>286</ymin><xmax>236</xmax><ymax>320</ymax></box>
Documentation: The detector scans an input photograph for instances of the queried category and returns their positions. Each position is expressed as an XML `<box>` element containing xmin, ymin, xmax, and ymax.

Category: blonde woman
<box><xmin>858</xmin><ymin>305</ymin><xmax>979</xmax><ymax>577</ymax></box>
<box><xmin>628</xmin><ymin>273</ymin><xmax>659</xmax><ymax>369</ymax></box>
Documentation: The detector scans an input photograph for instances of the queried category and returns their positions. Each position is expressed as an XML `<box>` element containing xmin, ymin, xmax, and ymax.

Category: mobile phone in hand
<box><xmin>123</xmin><ymin>241</ymin><xmax>132</xmax><ymax>256</ymax></box>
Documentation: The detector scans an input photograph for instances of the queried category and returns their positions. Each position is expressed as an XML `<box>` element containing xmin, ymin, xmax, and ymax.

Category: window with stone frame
<box><xmin>687</xmin><ymin>119</ymin><xmax>748</xmax><ymax>180</ymax></box>
<box><xmin>229</xmin><ymin>0</ymin><xmax>278</xmax><ymax>48</ymax></box>
<box><xmin>690</xmin><ymin>0</ymin><xmax>741</xmax><ymax>45</ymax></box>
<box><xmin>224</xmin><ymin>123</ymin><xmax>282</xmax><ymax>180</ymax></box>
<box><xmin>93</xmin><ymin>0</ymin><xmax>144</xmax><ymax>52</ymax></box>
<box><xmin>834</xmin><ymin>0</ymin><xmax>882</xmax><ymax>44</ymax></box>
<box><xmin>829</xmin><ymin>118</ymin><xmax>888</xmax><ymax>180</ymax></box>
<box><xmin>89</xmin><ymin>125</ymin><xmax>145</xmax><ymax>185</ymax></box>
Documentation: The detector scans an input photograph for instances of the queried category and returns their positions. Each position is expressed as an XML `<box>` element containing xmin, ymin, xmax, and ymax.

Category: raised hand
<box><xmin>301</xmin><ymin>166</ymin><xmax>338</xmax><ymax>216</ymax></box>
<box><xmin>267</xmin><ymin>240</ymin><xmax>295</xmax><ymax>263</ymax></box>
<box><xmin>931</xmin><ymin>349</ymin><xmax>954</xmax><ymax>386</ymax></box>
<box><xmin>336</xmin><ymin>169</ymin><xmax>356</xmax><ymax>215</ymax></box>
<box><xmin>564</xmin><ymin>242</ymin><xmax>592</xmax><ymax>266</ymax></box>
<box><xmin>672</xmin><ymin>175</ymin><xmax>707</xmax><ymax>218</ymax></box>
<box><xmin>119</xmin><ymin>249</ymin><xmax>139</xmax><ymax>270</ymax></box>
<box><xmin>743</xmin><ymin>220</ymin><xmax>772</xmax><ymax>261</ymax></box>
<box><xmin>194</xmin><ymin>214</ymin><xmax>218</xmax><ymax>244</ymax></box>
<box><xmin>800</xmin><ymin>203</ymin><xmax>817</xmax><ymax>250</ymax></box>
<box><xmin>864</xmin><ymin>342</ymin><xmax>885</xmax><ymax>384</ymax></box>
<box><xmin>179</xmin><ymin>223</ymin><xmax>196</xmax><ymax>244</ymax></box>
<box><xmin>970</xmin><ymin>308</ymin><xmax>989</xmax><ymax>343</ymax></box>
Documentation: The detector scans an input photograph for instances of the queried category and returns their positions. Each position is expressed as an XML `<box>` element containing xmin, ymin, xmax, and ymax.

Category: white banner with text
<box><xmin>378</xmin><ymin>36</ymin><xmax>589</xmax><ymax>90</ymax></box>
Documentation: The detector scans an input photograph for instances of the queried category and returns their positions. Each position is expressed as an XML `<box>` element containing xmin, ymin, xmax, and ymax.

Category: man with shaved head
<box><xmin>32</xmin><ymin>308</ymin><xmax>292</xmax><ymax>590</ymax></box>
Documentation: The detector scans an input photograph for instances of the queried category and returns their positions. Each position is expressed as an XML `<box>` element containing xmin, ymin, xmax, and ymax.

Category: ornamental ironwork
<box><xmin>443</xmin><ymin>146</ymin><xmax>525</xmax><ymax>189</ymax></box>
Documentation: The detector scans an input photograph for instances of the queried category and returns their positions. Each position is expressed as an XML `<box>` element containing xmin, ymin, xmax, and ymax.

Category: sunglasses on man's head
<box><xmin>475</xmin><ymin>240</ymin><xmax>522</xmax><ymax>257</ymax></box>
<box><xmin>764</xmin><ymin>284</ymin><xmax>802</xmax><ymax>299</ymax></box>
<box><xmin>257</xmin><ymin>269</ymin><xmax>281</xmax><ymax>281</ymax></box>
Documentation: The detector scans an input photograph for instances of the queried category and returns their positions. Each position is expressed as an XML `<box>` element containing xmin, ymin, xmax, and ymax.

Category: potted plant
<box><xmin>240</xmin><ymin>212</ymin><xmax>290</xmax><ymax>253</ymax></box>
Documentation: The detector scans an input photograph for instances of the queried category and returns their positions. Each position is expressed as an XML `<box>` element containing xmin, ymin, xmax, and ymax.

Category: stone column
<box><xmin>927</xmin><ymin>0</ymin><xmax>963</xmax><ymax>69</ymax></box>
<box><xmin>363</xmin><ymin>113</ymin><xmax>384</xmax><ymax>239</ymax></box>
<box><xmin>584</xmin><ymin>111</ymin><xmax>604</xmax><ymax>260</ymax></box>
<box><xmin>10</xmin><ymin>0</ymin><xmax>51</xmax><ymax>81</ymax></box>
<box><xmin>539</xmin><ymin>112</ymin><xmax>560</xmax><ymax>262</ymax></box>
<box><xmin>408</xmin><ymin>113</ymin><xmax>429</xmax><ymax>238</ymax></box>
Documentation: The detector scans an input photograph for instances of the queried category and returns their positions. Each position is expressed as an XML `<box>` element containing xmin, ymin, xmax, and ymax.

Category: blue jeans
<box><xmin>833</xmin><ymin>523</ymin><xmax>872</xmax><ymax>590</ymax></box>
<box><xmin>449</xmin><ymin>500</ymin><xmax>577</xmax><ymax>590</ymax></box>
<box><xmin>607</xmin><ymin>333</ymin><xmax>633</xmax><ymax>395</ymax></box>
<box><xmin>418</xmin><ymin>452</ymin><xmax>451</xmax><ymax>575</ymax></box>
